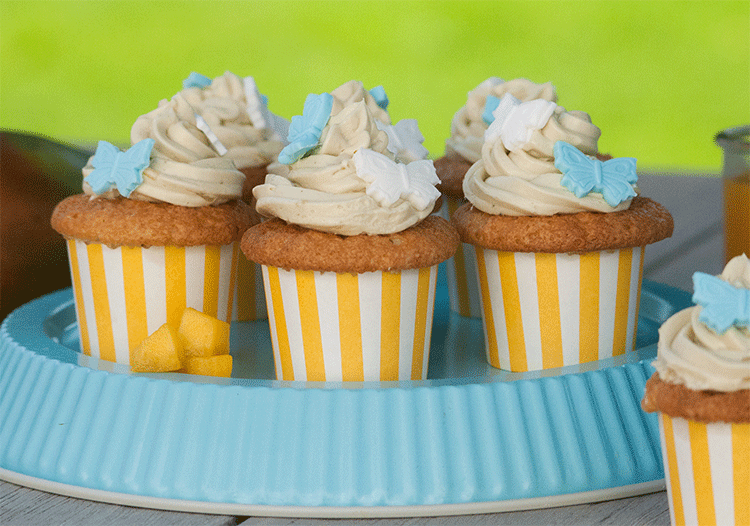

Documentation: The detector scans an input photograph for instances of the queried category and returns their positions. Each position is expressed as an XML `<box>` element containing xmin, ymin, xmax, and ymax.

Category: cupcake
<box><xmin>180</xmin><ymin>71</ymin><xmax>290</xmax><ymax>321</ymax></box>
<box><xmin>51</xmin><ymin>93</ymin><xmax>256</xmax><ymax>366</ymax></box>
<box><xmin>452</xmin><ymin>92</ymin><xmax>673</xmax><ymax>372</ymax></box>
<box><xmin>642</xmin><ymin>256</ymin><xmax>750</xmax><ymax>526</ymax></box>
<box><xmin>435</xmin><ymin>78</ymin><xmax>557</xmax><ymax>317</ymax></box>
<box><xmin>243</xmin><ymin>80</ymin><xmax>458</xmax><ymax>382</ymax></box>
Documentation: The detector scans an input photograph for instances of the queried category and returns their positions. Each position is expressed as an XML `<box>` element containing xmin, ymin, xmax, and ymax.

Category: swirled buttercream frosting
<box><xmin>254</xmin><ymin>81</ymin><xmax>438</xmax><ymax>235</ymax></box>
<box><xmin>461</xmin><ymin>98</ymin><xmax>637</xmax><ymax>216</ymax></box>
<box><xmin>83</xmin><ymin>94</ymin><xmax>245</xmax><ymax>207</ymax></box>
<box><xmin>180</xmin><ymin>71</ymin><xmax>285</xmax><ymax>170</ymax></box>
<box><xmin>445</xmin><ymin>78</ymin><xmax>557</xmax><ymax>164</ymax></box>
<box><xmin>651</xmin><ymin>255</ymin><xmax>750</xmax><ymax>392</ymax></box>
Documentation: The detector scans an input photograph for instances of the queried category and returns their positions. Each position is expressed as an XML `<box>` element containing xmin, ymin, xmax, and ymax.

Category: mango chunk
<box><xmin>131</xmin><ymin>323</ymin><xmax>183</xmax><ymax>373</ymax></box>
<box><xmin>178</xmin><ymin>308</ymin><xmax>230</xmax><ymax>359</ymax></box>
<box><xmin>184</xmin><ymin>354</ymin><xmax>233</xmax><ymax>378</ymax></box>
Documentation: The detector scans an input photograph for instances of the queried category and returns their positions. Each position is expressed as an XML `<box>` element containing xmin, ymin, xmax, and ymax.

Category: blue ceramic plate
<box><xmin>0</xmin><ymin>279</ymin><xmax>691</xmax><ymax>517</ymax></box>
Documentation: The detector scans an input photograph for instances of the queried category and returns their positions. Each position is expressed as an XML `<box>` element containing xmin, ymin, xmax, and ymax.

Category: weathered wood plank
<box><xmin>0</xmin><ymin>480</ymin><xmax>240</xmax><ymax>526</ymax></box>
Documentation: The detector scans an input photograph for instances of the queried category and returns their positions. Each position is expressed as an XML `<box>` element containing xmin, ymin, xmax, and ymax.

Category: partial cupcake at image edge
<box><xmin>642</xmin><ymin>256</ymin><xmax>749</xmax><ymax>526</ymax></box>
<box><xmin>50</xmin><ymin>92</ymin><xmax>257</xmax><ymax>368</ymax></box>
<box><xmin>242</xmin><ymin>80</ymin><xmax>458</xmax><ymax>382</ymax></box>
<box><xmin>434</xmin><ymin>78</ymin><xmax>558</xmax><ymax>317</ymax></box>
<box><xmin>452</xmin><ymin>91</ymin><xmax>674</xmax><ymax>372</ymax></box>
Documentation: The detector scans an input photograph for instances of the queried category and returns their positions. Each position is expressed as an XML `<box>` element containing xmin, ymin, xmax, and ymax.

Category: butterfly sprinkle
<box><xmin>482</xmin><ymin>95</ymin><xmax>501</xmax><ymax>125</ymax></box>
<box><xmin>85</xmin><ymin>139</ymin><xmax>155</xmax><ymax>197</ymax></box>
<box><xmin>194</xmin><ymin>115</ymin><xmax>228</xmax><ymax>155</ymax></box>
<box><xmin>352</xmin><ymin>148</ymin><xmax>440</xmax><ymax>211</ymax></box>
<box><xmin>484</xmin><ymin>93</ymin><xmax>557</xmax><ymax>151</ymax></box>
<box><xmin>369</xmin><ymin>86</ymin><xmax>389</xmax><ymax>110</ymax></box>
<box><xmin>183</xmin><ymin>71</ymin><xmax>212</xmax><ymax>90</ymax></box>
<box><xmin>692</xmin><ymin>272</ymin><xmax>750</xmax><ymax>334</ymax></box>
<box><xmin>376</xmin><ymin>119</ymin><xmax>429</xmax><ymax>163</ymax></box>
<box><xmin>278</xmin><ymin>92</ymin><xmax>334</xmax><ymax>165</ymax></box>
<box><xmin>243</xmin><ymin>76</ymin><xmax>271</xmax><ymax>130</ymax></box>
<box><xmin>554</xmin><ymin>141</ymin><xmax>637</xmax><ymax>207</ymax></box>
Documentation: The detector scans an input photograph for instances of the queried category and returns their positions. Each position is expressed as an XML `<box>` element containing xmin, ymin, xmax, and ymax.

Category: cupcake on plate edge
<box><xmin>642</xmin><ymin>256</ymin><xmax>749</xmax><ymax>526</ymax></box>
<box><xmin>51</xmin><ymin>92</ymin><xmax>256</xmax><ymax>366</ymax></box>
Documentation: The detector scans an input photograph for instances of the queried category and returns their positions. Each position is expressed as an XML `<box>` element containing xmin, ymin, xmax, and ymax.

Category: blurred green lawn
<box><xmin>1</xmin><ymin>0</ymin><xmax>748</xmax><ymax>171</ymax></box>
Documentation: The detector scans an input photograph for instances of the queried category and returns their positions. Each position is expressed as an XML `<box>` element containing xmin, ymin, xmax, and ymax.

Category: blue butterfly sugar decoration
<box><xmin>278</xmin><ymin>92</ymin><xmax>334</xmax><ymax>164</ymax></box>
<box><xmin>183</xmin><ymin>72</ymin><xmax>212</xmax><ymax>90</ymax></box>
<box><xmin>482</xmin><ymin>95</ymin><xmax>501</xmax><ymax>125</ymax></box>
<box><xmin>85</xmin><ymin>139</ymin><xmax>155</xmax><ymax>197</ymax></box>
<box><xmin>692</xmin><ymin>272</ymin><xmax>750</xmax><ymax>334</ymax></box>
<box><xmin>369</xmin><ymin>86</ymin><xmax>389</xmax><ymax>110</ymax></box>
<box><xmin>554</xmin><ymin>141</ymin><xmax>637</xmax><ymax>207</ymax></box>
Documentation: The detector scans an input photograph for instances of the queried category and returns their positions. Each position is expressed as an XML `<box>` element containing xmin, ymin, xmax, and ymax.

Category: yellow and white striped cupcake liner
<box><xmin>438</xmin><ymin>197</ymin><xmax>482</xmax><ymax>318</ymax></box>
<box><xmin>660</xmin><ymin>414</ymin><xmax>749</xmax><ymax>526</ymax></box>
<box><xmin>66</xmin><ymin>239</ymin><xmax>239</xmax><ymax>365</ymax></box>
<box><xmin>475</xmin><ymin>247</ymin><xmax>644</xmax><ymax>372</ymax></box>
<box><xmin>261</xmin><ymin>265</ymin><xmax>439</xmax><ymax>382</ymax></box>
<box><xmin>232</xmin><ymin>256</ymin><xmax>267</xmax><ymax>321</ymax></box>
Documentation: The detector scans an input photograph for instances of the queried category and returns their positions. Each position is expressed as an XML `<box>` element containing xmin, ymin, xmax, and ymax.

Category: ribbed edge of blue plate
<box><xmin>0</xmin><ymin>281</ymin><xmax>691</xmax><ymax>508</ymax></box>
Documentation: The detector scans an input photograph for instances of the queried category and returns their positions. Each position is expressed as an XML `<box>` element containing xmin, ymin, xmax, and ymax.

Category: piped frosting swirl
<box><xmin>652</xmin><ymin>255</ymin><xmax>750</xmax><ymax>392</ymax></box>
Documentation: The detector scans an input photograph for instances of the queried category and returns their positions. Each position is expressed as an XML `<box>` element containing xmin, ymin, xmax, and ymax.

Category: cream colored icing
<box><xmin>652</xmin><ymin>255</ymin><xmax>750</xmax><ymax>392</ymax></box>
<box><xmin>180</xmin><ymin>71</ymin><xmax>284</xmax><ymax>169</ymax></box>
<box><xmin>445</xmin><ymin>78</ymin><xmax>557</xmax><ymax>164</ymax></box>
<box><xmin>461</xmin><ymin>103</ymin><xmax>636</xmax><ymax>216</ymax></box>
<box><xmin>253</xmin><ymin>81</ymin><xmax>436</xmax><ymax>235</ymax></box>
<box><xmin>83</xmin><ymin>94</ymin><xmax>245</xmax><ymax>207</ymax></box>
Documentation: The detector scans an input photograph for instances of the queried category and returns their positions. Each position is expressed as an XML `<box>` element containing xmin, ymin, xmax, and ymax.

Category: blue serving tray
<box><xmin>0</xmin><ymin>279</ymin><xmax>691</xmax><ymax>517</ymax></box>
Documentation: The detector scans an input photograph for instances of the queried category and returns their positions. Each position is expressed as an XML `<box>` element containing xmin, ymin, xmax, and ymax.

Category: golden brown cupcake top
<box><xmin>452</xmin><ymin>196</ymin><xmax>673</xmax><ymax>253</ymax></box>
<box><xmin>241</xmin><ymin>215</ymin><xmax>458</xmax><ymax>273</ymax></box>
<box><xmin>52</xmin><ymin>194</ymin><xmax>257</xmax><ymax>248</ymax></box>
<box><xmin>642</xmin><ymin>373</ymin><xmax>749</xmax><ymax>424</ymax></box>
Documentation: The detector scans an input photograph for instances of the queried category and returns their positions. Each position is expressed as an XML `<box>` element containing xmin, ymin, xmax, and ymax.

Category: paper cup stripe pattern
<box><xmin>475</xmin><ymin>247</ymin><xmax>644</xmax><ymax>371</ymax></box>
<box><xmin>261</xmin><ymin>265</ymin><xmax>438</xmax><ymax>382</ymax></box>
<box><xmin>66</xmin><ymin>240</ymin><xmax>238</xmax><ymax>364</ymax></box>
<box><xmin>232</xmin><ymin>256</ymin><xmax>267</xmax><ymax>321</ymax></box>
<box><xmin>439</xmin><ymin>198</ymin><xmax>481</xmax><ymax>317</ymax></box>
<box><xmin>660</xmin><ymin>414</ymin><xmax>750</xmax><ymax>526</ymax></box>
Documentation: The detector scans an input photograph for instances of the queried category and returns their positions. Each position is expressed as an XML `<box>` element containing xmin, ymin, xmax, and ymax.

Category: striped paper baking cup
<box><xmin>659</xmin><ymin>414</ymin><xmax>750</xmax><ymax>526</ymax></box>
<box><xmin>475</xmin><ymin>247</ymin><xmax>644</xmax><ymax>372</ymax></box>
<box><xmin>261</xmin><ymin>265</ymin><xmax>439</xmax><ymax>382</ymax></box>
<box><xmin>439</xmin><ymin>197</ymin><xmax>482</xmax><ymax>318</ymax></box>
<box><xmin>66</xmin><ymin>239</ymin><xmax>239</xmax><ymax>365</ymax></box>
<box><xmin>232</xmin><ymin>255</ymin><xmax>267</xmax><ymax>321</ymax></box>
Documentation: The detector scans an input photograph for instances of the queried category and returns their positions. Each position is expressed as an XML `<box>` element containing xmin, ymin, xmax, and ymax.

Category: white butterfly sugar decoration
<box><xmin>375</xmin><ymin>119</ymin><xmax>429</xmax><ymax>163</ymax></box>
<box><xmin>194</xmin><ymin>114</ymin><xmax>228</xmax><ymax>155</ymax></box>
<box><xmin>244</xmin><ymin>76</ymin><xmax>290</xmax><ymax>143</ymax></box>
<box><xmin>243</xmin><ymin>76</ymin><xmax>271</xmax><ymax>130</ymax></box>
<box><xmin>484</xmin><ymin>93</ymin><xmax>557</xmax><ymax>151</ymax></box>
<box><xmin>352</xmin><ymin>148</ymin><xmax>440</xmax><ymax>211</ymax></box>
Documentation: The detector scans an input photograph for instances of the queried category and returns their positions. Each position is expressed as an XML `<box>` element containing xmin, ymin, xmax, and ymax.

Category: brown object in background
<box><xmin>1</xmin><ymin>131</ymin><xmax>90</xmax><ymax>320</ymax></box>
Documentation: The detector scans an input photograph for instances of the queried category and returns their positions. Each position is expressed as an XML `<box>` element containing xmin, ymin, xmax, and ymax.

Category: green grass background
<box><xmin>2</xmin><ymin>0</ymin><xmax>748</xmax><ymax>171</ymax></box>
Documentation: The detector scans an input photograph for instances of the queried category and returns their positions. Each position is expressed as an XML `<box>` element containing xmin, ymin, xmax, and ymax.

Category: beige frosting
<box><xmin>180</xmin><ymin>71</ymin><xmax>284</xmax><ymax>169</ymax></box>
<box><xmin>253</xmin><ymin>81</ymin><xmax>435</xmax><ymax>235</ymax></box>
<box><xmin>445</xmin><ymin>78</ymin><xmax>557</xmax><ymax>163</ymax></box>
<box><xmin>652</xmin><ymin>255</ymin><xmax>750</xmax><ymax>392</ymax></box>
<box><xmin>461</xmin><ymin>103</ymin><xmax>636</xmax><ymax>216</ymax></box>
<box><xmin>83</xmin><ymin>94</ymin><xmax>245</xmax><ymax>207</ymax></box>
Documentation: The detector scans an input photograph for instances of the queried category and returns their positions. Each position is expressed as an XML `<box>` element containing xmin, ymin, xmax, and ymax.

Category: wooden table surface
<box><xmin>0</xmin><ymin>171</ymin><xmax>724</xmax><ymax>525</ymax></box>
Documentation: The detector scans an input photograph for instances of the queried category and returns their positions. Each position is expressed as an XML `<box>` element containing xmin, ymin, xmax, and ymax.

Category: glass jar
<box><xmin>716</xmin><ymin>125</ymin><xmax>750</xmax><ymax>262</ymax></box>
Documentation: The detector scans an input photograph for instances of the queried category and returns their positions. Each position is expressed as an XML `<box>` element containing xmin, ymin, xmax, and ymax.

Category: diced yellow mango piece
<box><xmin>184</xmin><ymin>354</ymin><xmax>233</xmax><ymax>378</ymax></box>
<box><xmin>177</xmin><ymin>308</ymin><xmax>230</xmax><ymax>358</ymax></box>
<box><xmin>131</xmin><ymin>323</ymin><xmax>183</xmax><ymax>373</ymax></box>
